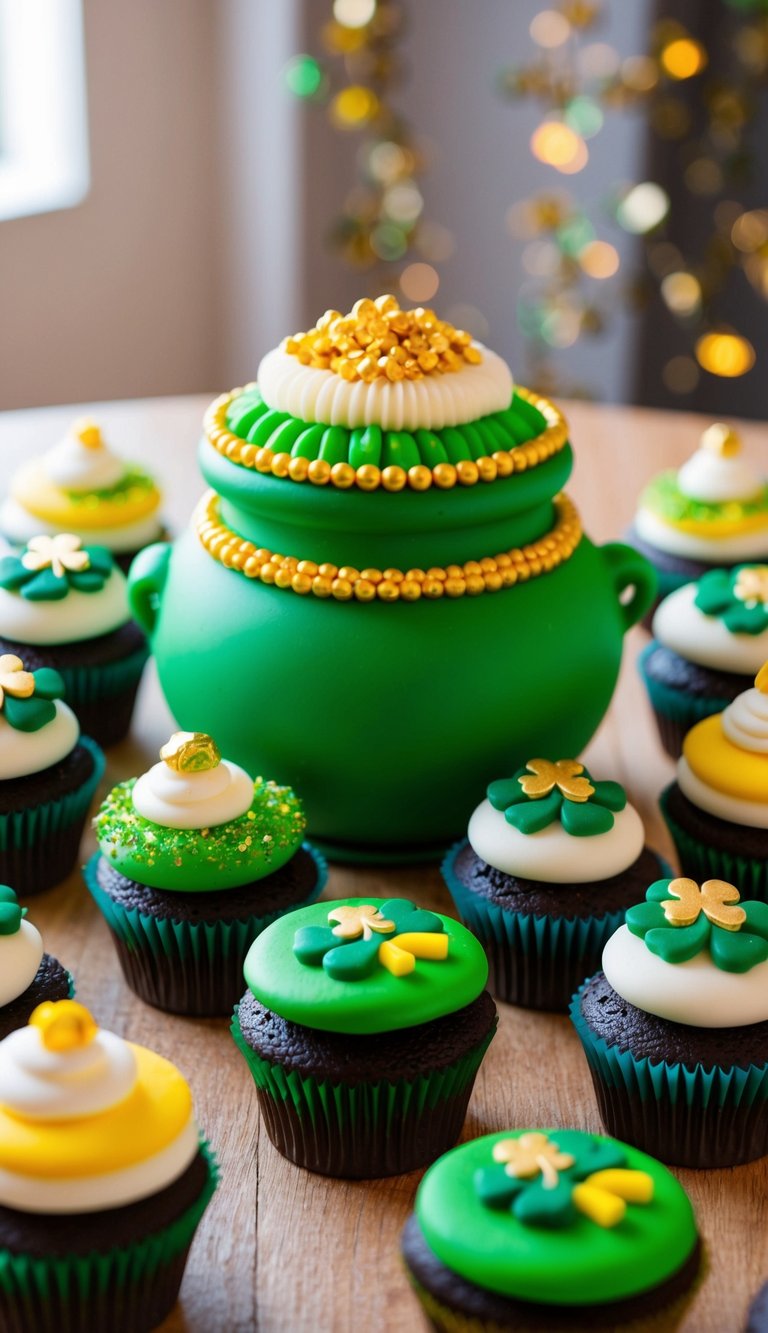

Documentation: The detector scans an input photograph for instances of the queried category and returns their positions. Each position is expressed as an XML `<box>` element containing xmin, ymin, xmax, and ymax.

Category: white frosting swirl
<box><xmin>603</xmin><ymin>924</ymin><xmax>768</xmax><ymax>1028</ymax></box>
<box><xmin>44</xmin><ymin>429</ymin><xmax>125</xmax><ymax>493</ymax></box>
<box><xmin>0</xmin><ymin>1024</ymin><xmax>137</xmax><ymax>1120</ymax></box>
<box><xmin>467</xmin><ymin>798</ymin><xmax>645</xmax><ymax>883</ymax></box>
<box><xmin>0</xmin><ymin>700</ymin><xmax>79</xmax><ymax>780</ymax></box>
<box><xmin>678</xmin><ymin>446</ymin><xmax>764</xmax><ymax>504</ymax></box>
<box><xmin>677</xmin><ymin>756</ymin><xmax>768</xmax><ymax>829</ymax></box>
<box><xmin>132</xmin><ymin>758</ymin><xmax>254</xmax><ymax>829</ymax></box>
<box><xmin>257</xmin><ymin>343</ymin><xmax>513</xmax><ymax>432</ymax></box>
<box><xmin>652</xmin><ymin>581</ymin><xmax>768</xmax><ymax>675</ymax></box>
<box><xmin>721</xmin><ymin>685</ymin><xmax>768</xmax><ymax>752</ymax></box>
<box><xmin>0</xmin><ymin>566</ymin><xmax>129</xmax><ymax>646</ymax></box>
<box><xmin>635</xmin><ymin>506</ymin><xmax>768</xmax><ymax>561</ymax></box>
<box><xmin>0</xmin><ymin>499</ymin><xmax>164</xmax><ymax>554</ymax></box>
<box><xmin>0</xmin><ymin>920</ymin><xmax>44</xmax><ymax>1008</ymax></box>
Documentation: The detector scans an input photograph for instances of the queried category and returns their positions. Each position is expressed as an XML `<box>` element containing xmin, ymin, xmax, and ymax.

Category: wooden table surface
<box><xmin>0</xmin><ymin>394</ymin><xmax>766</xmax><ymax>1333</ymax></box>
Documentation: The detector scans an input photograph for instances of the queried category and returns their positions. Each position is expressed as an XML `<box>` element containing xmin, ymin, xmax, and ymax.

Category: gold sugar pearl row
<box><xmin>203</xmin><ymin>385</ymin><xmax>568</xmax><ymax>493</ymax></box>
<box><xmin>193</xmin><ymin>490</ymin><xmax>582</xmax><ymax>603</ymax></box>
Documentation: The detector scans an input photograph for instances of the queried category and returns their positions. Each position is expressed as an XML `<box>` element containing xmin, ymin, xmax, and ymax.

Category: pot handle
<box><xmin>600</xmin><ymin>541</ymin><xmax>657</xmax><ymax>632</ymax></box>
<box><xmin>127</xmin><ymin>542</ymin><xmax>171</xmax><ymax>638</ymax></box>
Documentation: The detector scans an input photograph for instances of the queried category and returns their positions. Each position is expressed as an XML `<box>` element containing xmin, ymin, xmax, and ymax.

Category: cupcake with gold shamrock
<box><xmin>85</xmin><ymin>730</ymin><xmax>325</xmax><ymax>1016</ymax></box>
<box><xmin>0</xmin><ymin>1000</ymin><xmax>217</xmax><ymax>1333</ymax></box>
<box><xmin>0</xmin><ymin>418</ymin><xmax>165</xmax><ymax>573</ymax></box>
<box><xmin>661</xmin><ymin>662</ymin><xmax>768</xmax><ymax>899</ymax></box>
<box><xmin>0</xmin><ymin>886</ymin><xmax>72</xmax><ymax>1039</ymax></box>
<box><xmin>0</xmin><ymin>656</ymin><xmax>104</xmax><ymax>895</ymax></box>
<box><xmin>0</xmin><ymin>532</ymin><xmax>149</xmax><ymax>746</ymax></box>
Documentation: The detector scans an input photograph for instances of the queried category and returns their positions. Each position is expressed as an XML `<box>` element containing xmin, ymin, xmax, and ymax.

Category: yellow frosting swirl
<box><xmin>682</xmin><ymin>664</ymin><xmax>768</xmax><ymax>803</ymax></box>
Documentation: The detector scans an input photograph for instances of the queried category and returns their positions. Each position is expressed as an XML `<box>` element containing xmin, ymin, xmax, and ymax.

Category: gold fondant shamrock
<box><xmin>160</xmin><ymin>731</ymin><xmax>221</xmax><ymax>774</ymax></box>
<box><xmin>328</xmin><ymin>904</ymin><xmax>396</xmax><ymax>941</ymax></box>
<box><xmin>0</xmin><ymin>655</ymin><xmax>35</xmax><ymax>707</ymax></box>
<box><xmin>21</xmin><ymin>533</ymin><xmax>90</xmax><ymax>580</ymax></box>
<box><xmin>662</xmin><ymin>877</ymin><xmax>746</xmax><ymax>932</ymax></box>
<box><xmin>518</xmin><ymin>758</ymin><xmax>595</xmax><ymax>804</ymax></box>
<box><xmin>30</xmin><ymin>1000</ymin><xmax>98</xmax><ymax>1052</ymax></box>
<box><xmin>493</xmin><ymin>1132</ymin><xmax>575</xmax><ymax>1189</ymax></box>
<box><xmin>734</xmin><ymin>566</ymin><xmax>768</xmax><ymax>607</ymax></box>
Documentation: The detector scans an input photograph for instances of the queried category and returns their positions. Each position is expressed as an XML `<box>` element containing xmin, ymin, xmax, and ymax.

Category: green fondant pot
<box><xmin>129</xmin><ymin>413</ymin><xmax>655</xmax><ymax>859</ymax></box>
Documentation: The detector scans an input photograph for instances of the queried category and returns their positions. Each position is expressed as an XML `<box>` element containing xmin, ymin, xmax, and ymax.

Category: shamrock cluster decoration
<box><xmin>0</xmin><ymin>656</ymin><xmax>64</xmax><ymax>733</ymax></box>
<box><xmin>0</xmin><ymin>534</ymin><xmax>113</xmax><ymax>602</ymax></box>
<box><xmin>487</xmin><ymin>759</ymin><xmax>626</xmax><ymax>837</ymax></box>
<box><xmin>626</xmin><ymin>877</ymin><xmax>768</xmax><ymax>972</ymax></box>
<box><xmin>475</xmin><ymin>1130</ymin><xmax>653</xmax><ymax>1230</ymax></box>
<box><xmin>293</xmin><ymin>898</ymin><xmax>448</xmax><ymax>981</ymax></box>
<box><xmin>695</xmin><ymin>565</ymin><xmax>768</xmax><ymax>636</ymax></box>
<box><xmin>0</xmin><ymin>886</ymin><xmax>26</xmax><ymax>937</ymax></box>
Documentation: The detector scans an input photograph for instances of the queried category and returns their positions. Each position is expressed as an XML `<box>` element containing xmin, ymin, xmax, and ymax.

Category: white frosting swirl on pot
<box><xmin>0</xmin><ymin>499</ymin><xmax>164</xmax><ymax>554</ymax></box>
<box><xmin>467</xmin><ymin>799</ymin><xmax>645</xmax><ymax>883</ymax></box>
<box><xmin>652</xmin><ymin>582</ymin><xmax>768</xmax><ymax>675</ymax></box>
<box><xmin>603</xmin><ymin>925</ymin><xmax>768</xmax><ymax>1028</ymax></box>
<box><xmin>44</xmin><ymin>427</ymin><xmax>125</xmax><ymax>494</ymax></box>
<box><xmin>0</xmin><ymin>1023</ymin><xmax>137</xmax><ymax>1120</ymax></box>
<box><xmin>0</xmin><ymin>567</ymin><xmax>129</xmax><ymax>646</ymax></box>
<box><xmin>132</xmin><ymin>758</ymin><xmax>254</xmax><ymax>829</ymax></box>
<box><xmin>0</xmin><ymin>700</ymin><xmax>79</xmax><ymax>780</ymax></box>
<box><xmin>0</xmin><ymin>921</ymin><xmax>43</xmax><ymax>1008</ymax></box>
<box><xmin>257</xmin><ymin>343</ymin><xmax>513</xmax><ymax>432</ymax></box>
<box><xmin>678</xmin><ymin>445</ymin><xmax>764</xmax><ymax>504</ymax></box>
<box><xmin>677</xmin><ymin>757</ymin><xmax>768</xmax><ymax>829</ymax></box>
<box><xmin>635</xmin><ymin>506</ymin><xmax>768</xmax><ymax>561</ymax></box>
<box><xmin>721</xmin><ymin>684</ymin><xmax>768</xmax><ymax>752</ymax></box>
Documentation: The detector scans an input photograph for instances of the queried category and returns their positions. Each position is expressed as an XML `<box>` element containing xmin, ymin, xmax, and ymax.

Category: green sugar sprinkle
<box><xmin>642</xmin><ymin>471</ymin><xmax>768</xmax><ymax>527</ymax></box>
<box><xmin>65</xmin><ymin>466</ymin><xmax>157</xmax><ymax>507</ymax></box>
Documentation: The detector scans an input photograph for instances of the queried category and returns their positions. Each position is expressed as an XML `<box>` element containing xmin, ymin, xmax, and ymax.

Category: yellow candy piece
<box><xmin>378</xmin><ymin>940</ymin><xmax>416</xmax><ymax>977</ymax></box>
<box><xmin>584</xmin><ymin>1169</ymin><xmax>654</xmax><ymax>1204</ymax></box>
<box><xmin>684</xmin><ymin>714</ymin><xmax>768</xmax><ymax>802</ymax></box>
<box><xmin>30</xmin><ymin>1001</ymin><xmax>97</xmax><ymax>1052</ymax></box>
<box><xmin>10</xmin><ymin>460</ymin><xmax>161</xmax><ymax>529</ymax></box>
<box><xmin>757</xmin><ymin>663</ymin><xmax>768</xmax><ymax>695</ymax></box>
<box><xmin>390</xmin><ymin>932</ymin><xmax>449</xmax><ymax>960</ymax></box>
<box><xmin>571</xmin><ymin>1183</ymin><xmax>626</xmax><ymax>1228</ymax></box>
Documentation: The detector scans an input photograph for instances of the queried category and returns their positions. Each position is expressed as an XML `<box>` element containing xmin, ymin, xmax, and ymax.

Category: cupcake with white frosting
<box><xmin>628</xmin><ymin>423</ymin><xmax>768</xmax><ymax>618</ymax></box>
<box><xmin>0</xmin><ymin>886</ymin><xmax>72</xmax><ymax>1038</ymax></box>
<box><xmin>441</xmin><ymin>756</ymin><xmax>669</xmax><ymax>1010</ymax></box>
<box><xmin>0</xmin><ymin>656</ymin><xmax>104</xmax><ymax>895</ymax></box>
<box><xmin>661</xmin><ymin>662</ymin><xmax>768</xmax><ymax>900</ymax></box>
<box><xmin>0</xmin><ymin>418</ymin><xmax>165</xmax><ymax>572</ymax></box>
<box><xmin>84</xmin><ymin>729</ymin><xmax>326</xmax><ymax>1016</ymax></box>
<box><xmin>0</xmin><ymin>1000</ymin><xmax>217</xmax><ymax>1333</ymax></box>
<box><xmin>639</xmin><ymin>563</ymin><xmax>768</xmax><ymax>757</ymax></box>
<box><xmin>571</xmin><ymin>873</ymin><xmax>768</xmax><ymax>1167</ymax></box>
<box><xmin>0</xmin><ymin>533</ymin><xmax>149</xmax><ymax>746</ymax></box>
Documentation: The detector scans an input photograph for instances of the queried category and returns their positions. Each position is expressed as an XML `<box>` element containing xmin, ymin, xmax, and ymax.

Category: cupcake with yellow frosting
<box><xmin>0</xmin><ymin>1000</ymin><xmax>217</xmax><ymax>1333</ymax></box>
<box><xmin>661</xmin><ymin>662</ymin><xmax>768</xmax><ymax>899</ymax></box>
<box><xmin>0</xmin><ymin>886</ymin><xmax>72</xmax><ymax>1039</ymax></box>
<box><xmin>0</xmin><ymin>419</ymin><xmax>165</xmax><ymax>573</ymax></box>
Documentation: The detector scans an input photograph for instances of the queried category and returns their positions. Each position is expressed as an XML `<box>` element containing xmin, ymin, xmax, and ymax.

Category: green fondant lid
<box><xmin>415</xmin><ymin>1129</ymin><xmax>697</xmax><ymax>1306</ymax></box>
<box><xmin>243</xmin><ymin>897</ymin><xmax>488</xmax><ymax>1034</ymax></box>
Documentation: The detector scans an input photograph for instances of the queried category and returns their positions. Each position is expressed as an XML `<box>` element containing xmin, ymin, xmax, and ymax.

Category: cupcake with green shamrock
<box><xmin>0</xmin><ymin>886</ymin><xmax>72</xmax><ymax>1039</ymax></box>
<box><xmin>572</xmin><ymin>874</ymin><xmax>768</xmax><ymax>1167</ymax></box>
<box><xmin>232</xmin><ymin>896</ymin><xmax>497</xmax><ymax>1177</ymax></box>
<box><xmin>0</xmin><ymin>655</ymin><xmax>104</xmax><ymax>895</ymax></box>
<box><xmin>442</xmin><ymin>756</ymin><xmax>667</xmax><ymax>1010</ymax></box>
<box><xmin>0</xmin><ymin>532</ymin><xmax>149</xmax><ymax>746</ymax></box>
<box><xmin>85</xmin><ymin>729</ymin><xmax>326</xmax><ymax>1016</ymax></box>
<box><xmin>0</xmin><ymin>999</ymin><xmax>217</xmax><ymax>1333</ymax></box>
<box><xmin>640</xmin><ymin>562</ymin><xmax>768</xmax><ymax>758</ymax></box>
<box><xmin>401</xmin><ymin>1127</ymin><xmax>700</xmax><ymax>1329</ymax></box>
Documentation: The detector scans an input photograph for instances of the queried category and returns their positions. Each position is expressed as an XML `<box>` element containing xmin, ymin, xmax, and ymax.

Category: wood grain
<box><xmin>0</xmin><ymin>394</ymin><xmax>765</xmax><ymax>1332</ymax></box>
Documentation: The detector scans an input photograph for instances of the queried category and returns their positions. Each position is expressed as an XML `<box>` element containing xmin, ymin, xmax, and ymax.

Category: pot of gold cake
<box><xmin>129</xmin><ymin>299</ymin><xmax>655</xmax><ymax>860</ymax></box>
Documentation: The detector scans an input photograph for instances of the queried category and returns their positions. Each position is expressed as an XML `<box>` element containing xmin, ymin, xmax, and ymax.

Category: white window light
<box><xmin>0</xmin><ymin>0</ymin><xmax>89</xmax><ymax>222</ymax></box>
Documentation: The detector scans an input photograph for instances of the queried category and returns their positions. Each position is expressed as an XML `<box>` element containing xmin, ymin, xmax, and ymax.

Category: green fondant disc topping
<box><xmin>244</xmin><ymin>897</ymin><xmax>488</xmax><ymax>1034</ymax></box>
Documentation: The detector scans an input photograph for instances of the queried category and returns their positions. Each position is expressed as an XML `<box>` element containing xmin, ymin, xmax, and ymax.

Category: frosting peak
<box><xmin>0</xmin><ymin>1002</ymin><xmax>138</xmax><ymax>1120</ymax></box>
<box><xmin>131</xmin><ymin>732</ymin><xmax>254</xmax><ymax>829</ymax></box>
<box><xmin>44</xmin><ymin>420</ymin><xmax>126</xmax><ymax>493</ymax></box>
<box><xmin>678</xmin><ymin>424</ymin><xmax>763</xmax><ymax>503</ymax></box>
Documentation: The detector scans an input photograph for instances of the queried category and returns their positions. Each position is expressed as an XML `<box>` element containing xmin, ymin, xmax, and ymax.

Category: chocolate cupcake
<box><xmin>0</xmin><ymin>886</ymin><xmax>72</xmax><ymax>1039</ymax></box>
<box><xmin>640</xmin><ymin>564</ymin><xmax>768</xmax><ymax>758</ymax></box>
<box><xmin>85</xmin><ymin>730</ymin><xmax>325</xmax><ymax>1016</ymax></box>
<box><xmin>0</xmin><ymin>656</ymin><xmax>104</xmax><ymax>895</ymax></box>
<box><xmin>571</xmin><ymin>874</ymin><xmax>768</xmax><ymax>1168</ymax></box>
<box><xmin>232</xmin><ymin>896</ymin><xmax>497</xmax><ymax>1177</ymax></box>
<box><xmin>0</xmin><ymin>534</ymin><xmax>149</xmax><ymax>746</ymax></box>
<box><xmin>401</xmin><ymin>1127</ymin><xmax>700</xmax><ymax>1330</ymax></box>
<box><xmin>442</xmin><ymin>757</ymin><xmax>667</xmax><ymax>1011</ymax></box>
<box><xmin>0</xmin><ymin>1000</ymin><xmax>217</xmax><ymax>1333</ymax></box>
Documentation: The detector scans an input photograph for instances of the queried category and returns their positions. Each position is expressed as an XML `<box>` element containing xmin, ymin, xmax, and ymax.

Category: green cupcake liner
<box><xmin>660</xmin><ymin>784</ymin><xmax>768</xmax><ymax>902</ymax></box>
<box><xmin>231</xmin><ymin>1006</ymin><xmax>496</xmax><ymax>1178</ymax></box>
<box><xmin>638</xmin><ymin>642</ymin><xmax>732</xmax><ymax>759</ymax></box>
<box><xmin>570</xmin><ymin>983</ymin><xmax>768</xmax><ymax>1167</ymax></box>
<box><xmin>0</xmin><ymin>1141</ymin><xmax>218</xmax><ymax>1333</ymax></box>
<box><xmin>56</xmin><ymin>643</ymin><xmax>149</xmax><ymax>708</ymax></box>
<box><xmin>83</xmin><ymin>845</ymin><xmax>327</xmax><ymax>1017</ymax></box>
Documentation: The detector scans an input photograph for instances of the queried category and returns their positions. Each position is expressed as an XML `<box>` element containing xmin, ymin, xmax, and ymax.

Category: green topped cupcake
<box><xmin>84</xmin><ymin>730</ymin><xmax>326</xmax><ymax>1016</ymax></box>
<box><xmin>232</xmin><ymin>896</ymin><xmax>497</xmax><ymax>1177</ymax></box>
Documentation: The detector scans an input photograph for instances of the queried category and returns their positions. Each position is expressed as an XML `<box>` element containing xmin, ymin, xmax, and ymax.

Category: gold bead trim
<box><xmin>193</xmin><ymin>490</ymin><xmax>582</xmax><ymax>603</ymax></box>
<box><xmin>202</xmin><ymin>385</ymin><xmax>568</xmax><ymax>493</ymax></box>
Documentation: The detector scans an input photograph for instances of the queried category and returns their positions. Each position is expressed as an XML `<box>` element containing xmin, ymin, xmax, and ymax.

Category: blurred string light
<box><xmin>284</xmin><ymin>0</ymin><xmax>453</xmax><ymax>305</ymax></box>
<box><xmin>499</xmin><ymin>1</ymin><xmax>768</xmax><ymax>395</ymax></box>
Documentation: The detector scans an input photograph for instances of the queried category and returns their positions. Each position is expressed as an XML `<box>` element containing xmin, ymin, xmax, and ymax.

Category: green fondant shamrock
<box><xmin>474</xmin><ymin>1131</ymin><xmax>629</xmax><ymax>1229</ymax></box>
<box><xmin>293</xmin><ymin>898</ymin><xmax>445</xmax><ymax>981</ymax></box>
<box><xmin>0</xmin><ymin>534</ymin><xmax>113</xmax><ymax>602</ymax></box>
<box><xmin>0</xmin><ymin>886</ymin><xmax>26</xmax><ymax>936</ymax></box>
<box><xmin>626</xmin><ymin>877</ymin><xmax>768</xmax><ymax>973</ymax></box>
<box><xmin>487</xmin><ymin>759</ymin><xmax>626</xmax><ymax>838</ymax></box>
<box><xmin>0</xmin><ymin>656</ymin><xmax>64</xmax><ymax>733</ymax></box>
<box><xmin>695</xmin><ymin>565</ymin><xmax>768</xmax><ymax>636</ymax></box>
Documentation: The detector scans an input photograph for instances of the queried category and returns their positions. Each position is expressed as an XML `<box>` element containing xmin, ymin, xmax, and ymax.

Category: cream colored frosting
<box><xmin>0</xmin><ymin>700</ymin><xmax>79</xmax><ymax>781</ymax></box>
<box><xmin>721</xmin><ymin>684</ymin><xmax>768</xmax><ymax>752</ymax></box>
<box><xmin>0</xmin><ymin>566</ymin><xmax>129</xmax><ymax>646</ymax></box>
<box><xmin>678</xmin><ymin>444</ymin><xmax>763</xmax><ymax>504</ymax></box>
<box><xmin>45</xmin><ymin>428</ymin><xmax>125</xmax><ymax>494</ymax></box>
<box><xmin>0</xmin><ymin>921</ymin><xmax>43</xmax><ymax>1009</ymax></box>
<box><xmin>467</xmin><ymin>799</ymin><xmax>645</xmax><ymax>883</ymax></box>
<box><xmin>0</xmin><ymin>498</ymin><xmax>164</xmax><ymax>554</ymax></box>
<box><xmin>0</xmin><ymin>1023</ymin><xmax>137</xmax><ymax>1120</ymax></box>
<box><xmin>635</xmin><ymin>506</ymin><xmax>768</xmax><ymax>561</ymax></box>
<box><xmin>132</xmin><ymin>757</ymin><xmax>254</xmax><ymax>829</ymax></box>
<box><xmin>652</xmin><ymin>582</ymin><xmax>768</xmax><ymax>675</ymax></box>
<box><xmin>257</xmin><ymin>342</ymin><xmax>513</xmax><ymax>432</ymax></box>
<box><xmin>677</xmin><ymin>756</ymin><xmax>768</xmax><ymax>829</ymax></box>
<box><xmin>603</xmin><ymin>924</ymin><xmax>768</xmax><ymax>1027</ymax></box>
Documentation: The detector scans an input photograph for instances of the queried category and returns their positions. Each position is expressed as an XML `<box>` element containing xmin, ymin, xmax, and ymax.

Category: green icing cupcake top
<box><xmin>414</xmin><ymin>1129</ymin><xmax>697</xmax><ymax>1305</ymax></box>
<box><xmin>243</xmin><ymin>897</ymin><xmax>488</xmax><ymax>1034</ymax></box>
